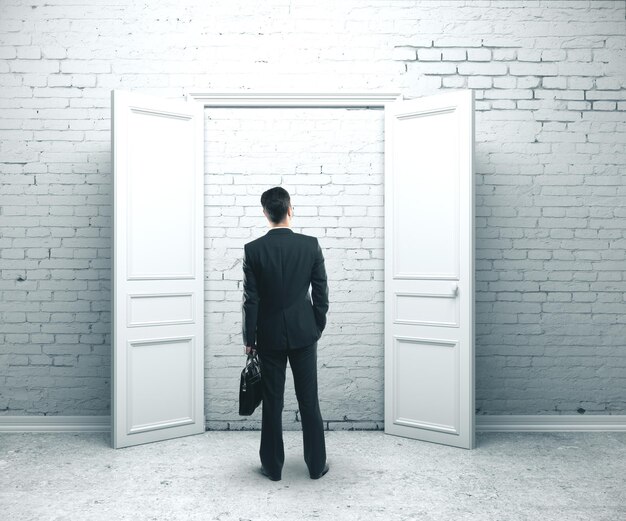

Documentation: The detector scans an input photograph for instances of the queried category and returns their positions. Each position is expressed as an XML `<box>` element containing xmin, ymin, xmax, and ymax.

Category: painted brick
<box><xmin>441</xmin><ymin>48</ymin><xmax>467</xmax><ymax>61</ymax></box>
<box><xmin>458</xmin><ymin>62</ymin><xmax>508</xmax><ymax>76</ymax></box>
<box><xmin>417</xmin><ymin>48</ymin><xmax>442</xmax><ymax>61</ymax></box>
<box><xmin>467</xmin><ymin>48</ymin><xmax>491</xmax><ymax>61</ymax></box>
<box><xmin>392</xmin><ymin>47</ymin><xmax>416</xmax><ymax>61</ymax></box>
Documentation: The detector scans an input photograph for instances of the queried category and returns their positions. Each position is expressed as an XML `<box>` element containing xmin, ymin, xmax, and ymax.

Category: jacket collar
<box><xmin>266</xmin><ymin>227</ymin><xmax>293</xmax><ymax>234</ymax></box>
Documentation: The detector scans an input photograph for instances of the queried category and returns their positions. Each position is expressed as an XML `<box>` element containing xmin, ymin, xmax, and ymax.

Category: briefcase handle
<box><xmin>243</xmin><ymin>352</ymin><xmax>261</xmax><ymax>384</ymax></box>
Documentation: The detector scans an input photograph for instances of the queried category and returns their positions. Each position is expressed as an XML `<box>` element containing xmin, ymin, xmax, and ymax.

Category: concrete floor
<box><xmin>0</xmin><ymin>431</ymin><xmax>624</xmax><ymax>521</ymax></box>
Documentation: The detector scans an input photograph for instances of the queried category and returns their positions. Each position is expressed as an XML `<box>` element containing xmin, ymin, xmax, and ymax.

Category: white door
<box><xmin>111</xmin><ymin>90</ymin><xmax>205</xmax><ymax>449</ymax></box>
<box><xmin>384</xmin><ymin>89</ymin><xmax>475</xmax><ymax>449</ymax></box>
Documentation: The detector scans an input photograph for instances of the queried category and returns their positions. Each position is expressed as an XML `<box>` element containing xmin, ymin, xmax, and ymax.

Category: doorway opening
<box><xmin>202</xmin><ymin>106</ymin><xmax>385</xmax><ymax>431</ymax></box>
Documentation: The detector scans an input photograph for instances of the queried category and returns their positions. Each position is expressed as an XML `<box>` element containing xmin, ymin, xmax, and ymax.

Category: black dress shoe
<box><xmin>260</xmin><ymin>466</ymin><xmax>281</xmax><ymax>481</ymax></box>
<box><xmin>310</xmin><ymin>462</ymin><xmax>329</xmax><ymax>480</ymax></box>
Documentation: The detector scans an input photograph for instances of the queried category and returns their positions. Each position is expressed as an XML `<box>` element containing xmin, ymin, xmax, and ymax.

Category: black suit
<box><xmin>242</xmin><ymin>227</ymin><xmax>329</xmax><ymax>479</ymax></box>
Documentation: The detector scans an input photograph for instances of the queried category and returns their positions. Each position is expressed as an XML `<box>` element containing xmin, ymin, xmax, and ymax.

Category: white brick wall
<box><xmin>1</xmin><ymin>0</ymin><xmax>625</xmax><ymax>424</ymax></box>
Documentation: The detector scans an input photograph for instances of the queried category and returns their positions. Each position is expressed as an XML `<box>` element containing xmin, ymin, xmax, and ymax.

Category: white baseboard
<box><xmin>0</xmin><ymin>415</ymin><xmax>110</xmax><ymax>432</ymax></box>
<box><xmin>1</xmin><ymin>415</ymin><xmax>625</xmax><ymax>433</ymax></box>
<box><xmin>476</xmin><ymin>414</ymin><xmax>626</xmax><ymax>432</ymax></box>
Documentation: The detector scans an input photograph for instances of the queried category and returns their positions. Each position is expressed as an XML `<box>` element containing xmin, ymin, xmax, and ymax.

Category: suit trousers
<box><xmin>257</xmin><ymin>341</ymin><xmax>326</xmax><ymax>479</ymax></box>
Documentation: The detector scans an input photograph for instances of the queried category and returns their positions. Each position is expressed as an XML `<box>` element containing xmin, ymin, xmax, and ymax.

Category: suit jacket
<box><xmin>242</xmin><ymin>227</ymin><xmax>329</xmax><ymax>351</ymax></box>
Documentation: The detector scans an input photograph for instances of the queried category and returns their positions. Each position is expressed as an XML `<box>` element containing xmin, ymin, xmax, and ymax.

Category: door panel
<box><xmin>127</xmin><ymin>336</ymin><xmax>195</xmax><ymax>433</ymax></box>
<box><xmin>127</xmin><ymin>108</ymin><xmax>196</xmax><ymax>279</ymax></box>
<box><xmin>394</xmin><ymin>290</ymin><xmax>459</xmax><ymax>327</ymax></box>
<box><xmin>384</xmin><ymin>89</ymin><xmax>475</xmax><ymax>449</ymax></box>
<box><xmin>112</xmin><ymin>90</ymin><xmax>205</xmax><ymax>448</ymax></box>
<box><xmin>393</xmin><ymin>336</ymin><xmax>459</xmax><ymax>434</ymax></box>
<box><xmin>392</xmin><ymin>108</ymin><xmax>460</xmax><ymax>280</ymax></box>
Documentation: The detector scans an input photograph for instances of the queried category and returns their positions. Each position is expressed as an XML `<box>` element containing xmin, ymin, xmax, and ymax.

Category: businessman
<box><xmin>242</xmin><ymin>186</ymin><xmax>329</xmax><ymax>482</ymax></box>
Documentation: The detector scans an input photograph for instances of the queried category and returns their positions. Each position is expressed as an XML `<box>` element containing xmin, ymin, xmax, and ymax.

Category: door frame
<box><xmin>186</xmin><ymin>92</ymin><xmax>401</xmax><ymax>107</ymax></box>
<box><xmin>186</xmin><ymin>91</ymin><xmax>474</xmax><ymax>447</ymax></box>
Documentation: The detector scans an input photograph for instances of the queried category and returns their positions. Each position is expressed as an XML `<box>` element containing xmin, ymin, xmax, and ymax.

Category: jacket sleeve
<box><xmin>311</xmin><ymin>238</ymin><xmax>329</xmax><ymax>333</ymax></box>
<box><xmin>242</xmin><ymin>244</ymin><xmax>259</xmax><ymax>347</ymax></box>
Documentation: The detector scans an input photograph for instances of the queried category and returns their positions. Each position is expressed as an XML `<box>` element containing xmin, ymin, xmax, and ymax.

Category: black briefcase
<box><xmin>239</xmin><ymin>352</ymin><xmax>262</xmax><ymax>416</ymax></box>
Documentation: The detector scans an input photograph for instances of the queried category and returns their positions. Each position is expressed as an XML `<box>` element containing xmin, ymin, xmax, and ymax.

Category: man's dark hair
<box><xmin>261</xmin><ymin>187</ymin><xmax>291</xmax><ymax>224</ymax></box>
